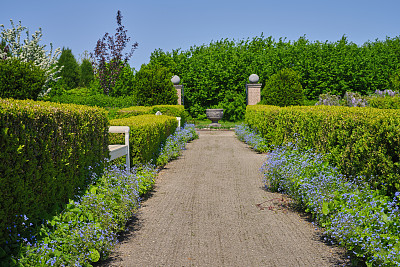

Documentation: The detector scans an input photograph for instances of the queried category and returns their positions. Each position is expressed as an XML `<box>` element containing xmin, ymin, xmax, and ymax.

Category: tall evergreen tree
<box><xmin>58</xmin><ymin>47</ymin><xmax>80</xmax><ymax>89</ymax></box>
<box><xmin>80</xmin><ymin>58</ymin><xmax>94</xmax><ymax>87</ymax></box>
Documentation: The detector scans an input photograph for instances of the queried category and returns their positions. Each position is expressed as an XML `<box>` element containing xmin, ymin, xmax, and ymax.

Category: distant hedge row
<box><xmin>245</xmin><ymin>105</ymin><xmax>400</xmax><ymax>195</ymax></box>
<box><xmin>149</xmin><ymin>35</ymin><xmax>400</xmax><ymax>120</ymax></box>
<box><xmin>0</xmin><ymin>98</ymin><xmax>108</xmax><ymax>245</ymax></box>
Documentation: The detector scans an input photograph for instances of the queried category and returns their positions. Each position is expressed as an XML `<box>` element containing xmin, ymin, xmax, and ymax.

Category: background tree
<box><xmin>92</xmin><ymin>10</ymin><xmax>138</xmax><ymax>95</ymax></box>
<box><xmin>57</xmin><ymin>47</ymin><xmax>80</xmax><ymax>89</ymax></box>
<box><xmin>0</xmin><ymin>20</ymin><xmax>61</xmax><ymax>96</ymax></box>
<box><xmin>80</xmin><ymin>58</ymin><xmax>94</xmax><ymax>88</ymax></box>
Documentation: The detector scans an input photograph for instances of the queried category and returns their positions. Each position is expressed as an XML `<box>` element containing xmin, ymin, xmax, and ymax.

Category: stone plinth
<box><xmin>246</xmin><ymin>83</ymin><xmax>261</xmax><ymax>105</ymax></box>
<box><xmin>174</xmin><ymin>85</ymin><xmax>183</xmax><ymax>105</ymax></box>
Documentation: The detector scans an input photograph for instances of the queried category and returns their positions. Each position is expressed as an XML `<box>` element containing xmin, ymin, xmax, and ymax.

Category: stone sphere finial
<box><xmin>171</xmin><ymin>75</ymin><xmax>180</xmax><ymax>85</ymax></box>
<box><xmin>249</xmin><ymin>74</ymin><xmax>259</xmax><ymax>83</ymax></box>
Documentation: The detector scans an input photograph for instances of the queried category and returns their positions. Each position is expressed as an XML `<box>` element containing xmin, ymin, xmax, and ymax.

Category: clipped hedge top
<box><xmin>110</xmin><ymin>113</ymin><xmax>177</xmax><ymax>127</ymax></box>
<box><xmin>0</xmin><ymin>97</ymin><xmax>107</xmax><ymax>115</ymax></box>
<box><xmin>248</xmin><ymin>104</ymin><xmax>400</xmax><ymax>122</ymax></box>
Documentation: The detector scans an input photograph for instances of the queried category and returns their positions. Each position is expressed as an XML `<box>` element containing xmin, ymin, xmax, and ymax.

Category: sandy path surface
<box><xmin>101</xmin><ymin>130</ymin><xmax>349</xmax><ymax>267</ymax></box>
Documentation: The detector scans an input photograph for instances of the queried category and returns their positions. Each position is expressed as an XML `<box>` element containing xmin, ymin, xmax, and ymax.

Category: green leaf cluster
<box><xmin>0</xmin><ymin>98</ymin><xmax>108</xmax><ymax>247</ymax></box>
<box><xmin>245</xmin><ymin>105</ymin><xmax>400</xmax><ymax>195</ymax></box>
<box><xmin>0</xmin><ymin>58</ymin><xmax>46</xmax><ymax>100</ymax></box>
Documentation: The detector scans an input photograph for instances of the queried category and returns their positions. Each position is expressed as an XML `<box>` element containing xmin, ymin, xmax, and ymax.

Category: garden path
<box><xmin>101</xmin><ymin>130</ymin><xmax>349</xmax><ymax>267</ymax></box>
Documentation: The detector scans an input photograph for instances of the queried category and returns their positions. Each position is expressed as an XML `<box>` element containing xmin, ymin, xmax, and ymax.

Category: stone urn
<box><xmin>206</xmin><ymin>109</ymin><xmax>224</xmax><ymax>127</ymax></box>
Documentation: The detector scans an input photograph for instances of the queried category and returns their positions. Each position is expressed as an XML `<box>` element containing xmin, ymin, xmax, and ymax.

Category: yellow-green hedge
<box><xmin>109</xmin><ymin>114</ymin><xmax>178</xmax><ymax>165</ymax></box>
<box><xmin>0</xmin><ymin>98</ymin><xmax>108</xmax><ymax>245</ymax></box>
<box><xmin>245</xmin><ymin>105</ymin><xmax>400</xmax><ymax>194</ymax></box>
<box><xmin>117</xmin><ymin>105</ymin><xmax>188</xmax><ymax>125</ymax></box>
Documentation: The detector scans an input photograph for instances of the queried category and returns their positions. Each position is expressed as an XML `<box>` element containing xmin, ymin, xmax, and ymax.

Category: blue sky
<box><xmin>1</xmin><ymin>0</ymin><xmax>399</xmax><ymax>70</ymax></box>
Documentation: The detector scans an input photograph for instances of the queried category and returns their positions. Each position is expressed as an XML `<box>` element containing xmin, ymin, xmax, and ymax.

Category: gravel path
<box><xmin>101</xmin><ymin>130</ymin><xmax>349</xmax><ymax>267</ymax></box>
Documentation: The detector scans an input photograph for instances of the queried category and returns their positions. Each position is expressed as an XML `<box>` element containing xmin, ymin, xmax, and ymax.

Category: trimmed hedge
<box><xmin>368</xmin><ymin>95</ymin><xmax>400</xmax><ymax>109</ymax></box>
<box><xmin>245</xmin><ymin>105</ymin><xmax>400</xmax><ymax>195</ymax></box>
<box><xmin>47</xmin><ymin>93</ymin><xmax>138</xmax><ymax>108</ymax></box>
<box><xmin>117</xmin><ymin>105</ymin><xmax>188</xmax><ymax>125</ymax></box>
<box><xmin>109</xmin><ymin>114</ymin><xmax>178</xmax><ymax>165</ymax></box>
<box><xmin>0</xmin><ymin>98</ymin><xmax>108</xmax><ymax>246</ymax></box>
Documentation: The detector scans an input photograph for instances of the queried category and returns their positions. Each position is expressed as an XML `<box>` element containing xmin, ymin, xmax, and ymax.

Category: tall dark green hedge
<box><xmin>0</xmin><ymin>98</ymin><xmax>108</xmax><ymax>247</ymax></box>
<box><xmin>147</xmin><ymin>35</ymin><xmax>400</xmax><ymax>121</ymax></box>
<box><xmin>0</xmin><ymin>58</ymin><xmax>46</xmax><ymax>100</ymax></box>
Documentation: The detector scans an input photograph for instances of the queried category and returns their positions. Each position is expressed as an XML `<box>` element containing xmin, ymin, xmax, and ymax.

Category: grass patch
<box><xmin>188</xmin><ymin>119</ymin><xmax>241</xmax><ymax>129</ymax></box>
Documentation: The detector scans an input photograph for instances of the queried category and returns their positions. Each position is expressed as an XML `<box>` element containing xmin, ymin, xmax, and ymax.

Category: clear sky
<box><xmin>1</xmin><ymin>0</ymin><xmax>399</xmax><ymax>70</ymax></box>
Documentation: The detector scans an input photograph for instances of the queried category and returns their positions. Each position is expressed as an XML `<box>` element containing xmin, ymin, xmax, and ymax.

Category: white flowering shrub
<box><xmin>0</xmin><ymin>20</ymin><xmax>62</xmax><ymax>96</ymax></box>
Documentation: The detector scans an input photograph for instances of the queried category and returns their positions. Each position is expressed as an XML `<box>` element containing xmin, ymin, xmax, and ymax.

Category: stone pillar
<box><xmin>171</xmin><ymin>75</ymin><xmax>183</xmax><ymax>105</ymax></box>
<box><xmin>246</xmin><ymin>74</ymin><xmax>261</xmax><ymax>105</ymax></box>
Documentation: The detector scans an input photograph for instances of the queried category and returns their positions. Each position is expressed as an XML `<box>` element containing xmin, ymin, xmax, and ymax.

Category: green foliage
<box><xmin>0</xmin><ymin>58</ymin><xmax>46</xmax><ymax>100</ymax></box>
<box><xmin>261</xmin><ymin>68</ymin><xmax>304</xmax><ymax>106</ymax></box>
<box><xmin>80</xmin><ymin>59</ymin><xmax>94</xmax><ymax>87</ymax></box>
<box><xmin>57</xmin><ymin>48</ymin><xmax>80</xmax><ymax>90</ymax></box>
<box><xmin>48</xmin><ymin>93</ymin><xmax>138</xmax><ymax>108</ymax></box>
<box><xmin>245</xmin><ymin>105</ymin><xmax>400</xmax><ymax>195</ymax></box>
<box><xmin>109</xmin><ymin>114</ymin><xmax>178</xmax><ymax>165</ymax></box>
<box><xmin>0</xmin><ymin>98</ymin><xmax>108</xmax><ymax>249</ymax></box>
<box><xmin>111</xmin><ymin>64</ymin><xmax>135</xmax><ymax>97</ymax></box>
<box><xmin>390</xmin><ymin>69</ymin><xmax>400</xmax><ymax>91</ymax></box>
<box><xmin>148</xmin><ymin>35</ymin><xmax>400</xmax><ymax>120</ymax></box>
<box><xmin>133</xmin><ymin>64</ymin><xmax>178</xmax><ymax>106</ymax></box>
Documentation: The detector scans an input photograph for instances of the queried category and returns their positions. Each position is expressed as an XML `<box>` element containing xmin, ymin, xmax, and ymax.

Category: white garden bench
<box><xmin>108</xmin><ymin>126</ymin><xmax>130</xmax><ymax>170</ymax></box>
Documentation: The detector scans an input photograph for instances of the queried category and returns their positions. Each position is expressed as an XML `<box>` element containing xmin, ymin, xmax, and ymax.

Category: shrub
<box><xmin>0</xmin><ymin>58</ymin><xmax>46</xmax><ymax>100</ymax></box>
<box><xmin>261</xmin><ymin>68</ymin><xmax>304</xmax><ymax>107</ymax></box>
<box><xmin>133</xmin><ymin>64</ymin><xmax>178</xmax><ymax>106</ymax></box>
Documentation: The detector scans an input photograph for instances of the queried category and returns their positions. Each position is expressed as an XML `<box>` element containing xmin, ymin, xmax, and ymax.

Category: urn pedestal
<box><xmin>206</xmin><ymin>109</ymin><xmax>223</xmax><ymax>127</ymax></box>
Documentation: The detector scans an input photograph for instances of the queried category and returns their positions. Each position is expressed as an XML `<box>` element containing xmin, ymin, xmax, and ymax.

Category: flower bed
<box><xmin>235</xmin><ymin>125</ymin><xmax>400</xmax><ymax>266</ymax></box>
